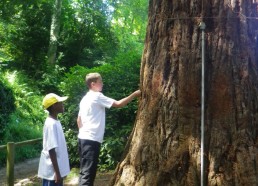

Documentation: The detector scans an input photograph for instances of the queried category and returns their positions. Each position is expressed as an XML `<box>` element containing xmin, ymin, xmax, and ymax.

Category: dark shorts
<box><xmin>42</xmin><ymin>179</ymin><xmax>63</xmax><ymax>186</ymax></box>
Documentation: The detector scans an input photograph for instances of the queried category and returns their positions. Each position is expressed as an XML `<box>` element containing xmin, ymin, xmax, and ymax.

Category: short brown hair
<box><xmin>85</xmin><ymin>73</ymin><xmax>102</xmax><ymax>88</ymax></box>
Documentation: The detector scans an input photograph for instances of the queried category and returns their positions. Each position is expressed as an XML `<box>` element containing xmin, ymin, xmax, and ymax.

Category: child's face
<box><xmin>92</xmin><ymin>78</ymin><xmax>103</xmax><ymax>92</ymax></box>
<box><xmin>53</xmin><ymin>102</ymin><xmax>65</xmax><ymax>113</ymax></box>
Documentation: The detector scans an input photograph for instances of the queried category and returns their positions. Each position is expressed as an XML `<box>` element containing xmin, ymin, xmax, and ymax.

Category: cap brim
<box><xmin>58</xmin><ymin>96</ymin><xmax>68</xmax><ymax>102</ymax></box>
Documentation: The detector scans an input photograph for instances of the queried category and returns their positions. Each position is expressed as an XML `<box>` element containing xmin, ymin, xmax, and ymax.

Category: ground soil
<box><xmin>0</xmin><ymin>158</ymin><xmax>113</xmax><ymax>186</ymax></box>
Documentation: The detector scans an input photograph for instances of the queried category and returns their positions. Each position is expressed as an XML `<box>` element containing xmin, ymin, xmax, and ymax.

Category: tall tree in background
<box><xmin>110</xmin><ymin>0</ymin><xmax>258</xmax><ymax>185</ymax></box>
<box><xmin>47</xmin><ymin>0</ymin><xmax>62</xmax><ymax>64</ymax></box>
<box><xmin>59</xmin><ymin>0</ymin><xmax>118</xmax><ymax>68</ymax></box>
<box><xmin>111</xmin><ymin>0</ymin><xmax>148</xmax><ymax>52</ymax></box>
<box><xmin>0</xmin><ymin>0</ymin><xmax>51</xmax><ymax>75</ymax></box>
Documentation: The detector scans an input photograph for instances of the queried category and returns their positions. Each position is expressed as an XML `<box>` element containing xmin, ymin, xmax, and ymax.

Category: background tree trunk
<box><xmin>47</xmin><ymin>0</ymin><xmax>62</xmax><ymax>64</ymax></box>
<box><xmin>110</xmin><ymin>0</ymin><xmax>258</xmax><ymax>185</ymax></box>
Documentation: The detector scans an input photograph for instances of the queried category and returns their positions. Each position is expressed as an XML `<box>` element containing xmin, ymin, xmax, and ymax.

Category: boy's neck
<box><xmin>89</xmin><ymin>88</ymin><xmax>100</xmax><ymax>92</ymax></box>
<box><xmin>49</xmin><ymin>113</ymin><xmax>58</xmax><ymax>120</ymax></box>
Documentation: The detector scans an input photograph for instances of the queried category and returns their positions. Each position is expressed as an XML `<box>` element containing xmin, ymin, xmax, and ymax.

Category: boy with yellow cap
<box><xmin>38</xmin><ymin>93</ymin><xmax>70</xmax><ymax>186</ymax></box>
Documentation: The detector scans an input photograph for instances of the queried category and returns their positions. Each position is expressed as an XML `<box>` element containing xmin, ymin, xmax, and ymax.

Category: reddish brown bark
<box><xmin>110</xmin><ymin>1</ymin><xmax>258</xmax><ymax>185</ymax></box>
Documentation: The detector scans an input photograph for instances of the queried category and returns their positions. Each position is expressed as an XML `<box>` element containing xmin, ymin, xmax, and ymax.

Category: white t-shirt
<box><xmin>78</xmin><ymin>90</ymin><xmax>115</xmax><ymax>143</ymax></box>
<box><xmin>38</xmin><ymin>117</ymin><xmax>70</xmax><ymax>180</ymax></box>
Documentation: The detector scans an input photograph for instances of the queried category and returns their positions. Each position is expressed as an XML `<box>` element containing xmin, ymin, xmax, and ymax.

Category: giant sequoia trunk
<box><xmin>110</xmin><ymin>0</ymin><xmax>258</xmax><ymax>186</ymax></box>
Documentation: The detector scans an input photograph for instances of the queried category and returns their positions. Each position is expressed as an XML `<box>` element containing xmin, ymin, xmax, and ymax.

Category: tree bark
<box><xmin>110</xmin><ymin>0</ymin><xmax>258</xmax><ymax>185</ymax></box>
<box><xmin>47</xmin><ymin>0</ymin><xmax>62</xmax><ymax>64</ymax></box>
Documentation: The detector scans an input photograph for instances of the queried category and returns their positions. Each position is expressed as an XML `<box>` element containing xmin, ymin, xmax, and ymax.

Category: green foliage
<box><xmin>1</xmin><ymin>71</ymin><xmax>45</xmax><ymax>126</ymax></box>
<box><xmin>58</xmin><ymin>0</ymin><xmax>119</xmax><ymax>68</ymax></box>
<box><xmin>0</xmin><ymin>0</ymin><xmax>148</xmax><ymax>171</ymax></box>
<box><xmin>40</xmin><ymin>64</ymin><xmax>66</xmax><ymax>94</ymax></box>
<box><xmin>0</xmin><ymin>71</ymin><xmax>44</xmax><ymax>166</ymax></box>
<box><xmin>0</xmin><ymin>0</ymin><xmax>119</xmax><ymax>79</ymax></box>
<box><xmin>0</xmin><ymin>77</ymin><xmax>15</xmax><ymax>143</ymax></box>
<box><xmin>64</xmin><ymin>128</ymin><xmax>80</xmax><ymax>167</ymax></box>
<box><xmin>1</xmin><ymin>121</ymin><xmax>42</xmax><ymax>163</ymax></box>
<box><xmin>99</xmin><ymin>124</ymin><xmax>132</xmax><ymax>171</ymax></box>
<box><xmin>0</xmin><ymin>0</ymin><xmax>52</xmax><ymax>77</ymax></box>
<box><xmin>110</xmin><ymin>0</ymin><xmax>148</xmax><ymax>52</ymax></box>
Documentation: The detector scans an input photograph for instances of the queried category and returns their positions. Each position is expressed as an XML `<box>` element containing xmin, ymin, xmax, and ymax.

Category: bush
<box><xmin>40</xmin><ymin>64</ymin><xmax>66</xmax><ymax>94</ymax></box>
<box><xmin>2</xmin><ymin>121</ymin><xmax>42</xmax><ymax>163</ymax></box>
<box><xmin>0</xmin><ymin>70</ymin><xmax>44</xmax><ymax>166</ymax></box>
<box><xmin>0</xmin><ymin>79</ymin><xmax>15</xmax><ymax>143</ymax></box>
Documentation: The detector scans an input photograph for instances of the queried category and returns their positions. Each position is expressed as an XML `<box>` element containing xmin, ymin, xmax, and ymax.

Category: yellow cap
<box><xmin>42</xmin><ymin>93</ymin><xmax>68</xmax><ymax>109</ymax></box>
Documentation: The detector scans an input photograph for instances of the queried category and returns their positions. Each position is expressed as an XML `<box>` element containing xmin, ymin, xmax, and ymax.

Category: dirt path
<box><xmin>0</xmin><ymin>158</ymin><xmax>113</xmax><ymax>186</ymax></box>
<box><xmin>0</xmin><ymin>158</ymin><xmax>39</xmax><ymax>186</ymax></box>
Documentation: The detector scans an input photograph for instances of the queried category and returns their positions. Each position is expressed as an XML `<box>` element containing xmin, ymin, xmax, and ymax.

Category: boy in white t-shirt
<box><xmin>77</xmin><ymin>72</ymin><xmax>141</xmax><ymax>186</ymax></box>
<box><xmin>38</xmin><ymin>93</ymin><xmax>70</xmax><ymax>186</ymax></box>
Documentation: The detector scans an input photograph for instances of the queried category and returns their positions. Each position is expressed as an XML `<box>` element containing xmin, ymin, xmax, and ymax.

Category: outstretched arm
<box><xmin>112</xmin><ymin>90</ymin><xmax>141</xmax><ymax>108</ymax></box>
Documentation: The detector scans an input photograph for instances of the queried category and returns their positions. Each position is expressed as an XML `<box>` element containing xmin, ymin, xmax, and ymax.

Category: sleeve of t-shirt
<box><xmin>98</xmin><ymin>93</ymin><xmax>115</xmax><ymax>109</ymax></box>
<box><xmin>45</xmin><ymin>122</ymin><xmax>58</xmax><ymax>151</ymax></box>
<box><xmin>78</xmin><ymin>109</ymin><xmax>81</xmax><ymax>117</ymax></box>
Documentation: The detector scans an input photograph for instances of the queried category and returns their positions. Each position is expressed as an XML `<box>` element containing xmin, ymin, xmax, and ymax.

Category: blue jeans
<box><xmin>78</xmin><ymin>139</ymin><xmax>101</xmax><ymax>186</ymax></box>
<box><xmin>42</xmin><ymin>179</ymin><xmax>63</xmax><ymax>186</ymax></box>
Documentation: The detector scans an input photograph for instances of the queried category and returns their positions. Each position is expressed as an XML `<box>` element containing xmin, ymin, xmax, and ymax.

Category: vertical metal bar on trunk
<box><xmin>199</xmin><ymin>21</ymin><xmax>206</xmax><ymax>186</ymax></box>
